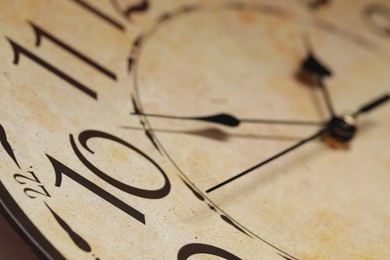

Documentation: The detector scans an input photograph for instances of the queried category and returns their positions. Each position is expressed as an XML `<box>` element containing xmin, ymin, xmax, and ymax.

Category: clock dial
<box><xmin>131</xmin><ymin>2</ymin><xmax>390</xmax><ymax>259</ymax></box>
<box><xmin>0</xmin><ymin>0</ymin><xmax>389</xmax><ymax>259</ymax></box>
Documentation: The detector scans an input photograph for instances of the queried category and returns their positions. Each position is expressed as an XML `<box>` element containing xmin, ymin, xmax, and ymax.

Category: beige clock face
<box><xmin>0</xmin><ymin>0</ymin><xmax>389</xmax><ymax>259</ymax></box>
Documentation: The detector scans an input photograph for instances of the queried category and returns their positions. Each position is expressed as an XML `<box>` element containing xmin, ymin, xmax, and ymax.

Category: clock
<box><xmin>0</xmin><ymin>0</ymin><xmax>389</xmax><ymax>259</ymax></box>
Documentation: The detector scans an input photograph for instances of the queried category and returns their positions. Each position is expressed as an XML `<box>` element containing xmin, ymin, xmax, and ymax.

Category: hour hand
<box><xmin>206</xmin><ymin>93</ymin><xmax>390</xmax><ymax>193</ymax></box>
<box><xmin>299</xmin><ymin>34</ymin><xmax>336</xmax><ymax>117</ymax></box>
<box><xmin>131</xmin><ymin>112</ymin><xmax>324</xmax><ymax>127</ymax></box>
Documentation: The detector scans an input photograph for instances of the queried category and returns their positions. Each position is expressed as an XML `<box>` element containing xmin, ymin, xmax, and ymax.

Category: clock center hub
<box><xmin>323</xmin><ymin>113</ymin><xmax>358</xmax><ymax>149</ymax></box>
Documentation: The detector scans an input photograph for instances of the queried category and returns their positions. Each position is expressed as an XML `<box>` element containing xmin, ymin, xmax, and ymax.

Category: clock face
<box><xmin>0</xmin><ymin>0</ymin><xmax>389</xmax><ymax>259</ymax></box>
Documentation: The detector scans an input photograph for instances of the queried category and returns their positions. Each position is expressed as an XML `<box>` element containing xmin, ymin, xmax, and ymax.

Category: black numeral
<box><xmin>14</xmin><ymin>171</ymin><xmax>40</xmax><ymax>184</ymax></box>
<box><xmin>30</xmin><ymin>22</ymin><xmax>117</xmax><ymax>81</ymax></box>
<box><xmin>46</xmin><ymin>154</ymin><xmax>145</xmax><ymax>224</ymax></box>
<box><xmin>72</xmin><ymin>130</ymin><xmax>170</xmax><ymax>199</ymax></box>
<box><xmin>13</xmin><ymin>171</ymin><xmax>51</xmax><ymax>199</ymax></box>
<box><xmin>7</xmin><ymin>38</ymin><xmax>97</xmax><ymax>99</ymax></box>
<box><xmin>7</xmin><ymin>22</ymin><xmax>117</xmax><ymax>100</ymax></box>
<box><xmin>23</xmin><ymin>185</ymin><xmax>51</xmax><ymax>199</ymax></box>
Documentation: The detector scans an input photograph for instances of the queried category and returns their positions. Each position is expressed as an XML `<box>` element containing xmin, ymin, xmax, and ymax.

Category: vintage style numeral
<box><xmin>30</xmin><ymin>22</ymin><xmax>117</xmax><ymax>81</ymax></box>
<box><xmin>14</xmin><ymin>171</ymin><xmax>41</xmax><ymax>185</ymax></box>
<box><xmin>23</xmin><ymin>186</ymin><xmax>51</xmax><ymax>199</ymax></box>
<box><xmin>46</xmin><ymin>154</ymin><xmax>146</xmax><ymax>224</ymax></box>
<box><xmin>7</xmin><ymin>22</ymin><xmax>117</xmax><ymax>100</ymax></box>
<box><xmin>13</xmin><ymin>171</ymin><xmax>51</xmax><ymax>199</ymax></box>
<box><xmin>7</xmin><ymin>39</ymin><xmax>97</xmax><ymax>99</ymax></box>
<box><xmin>72</xmin><ymin>130</ymin><xmax>170</xmax><ymax>199</ymax></box>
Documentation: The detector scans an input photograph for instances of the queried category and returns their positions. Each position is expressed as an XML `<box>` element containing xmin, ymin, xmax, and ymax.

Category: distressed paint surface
<box><xmin>0</xmin><ymin>0</ymin><xmax>389</xmax><ymax>259</ymax></box>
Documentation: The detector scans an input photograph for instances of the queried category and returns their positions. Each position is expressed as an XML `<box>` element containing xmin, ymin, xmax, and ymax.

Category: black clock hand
<box><xmin>353</xmin><ymin>93</ymin><xmax>390</xmax><ymax>117</ymax></box>
<box><xmin>206</xmin><ymin>93</ymin><xmax>390</xmax><ymax>193</ymax></box>
<box><xmin>301</xmin><ymin>34</ymin><xmax>336</xmax><ymax>117</ymax></box>
<box><xmin>131</xmin><ymin>112</ymin><xmax>324</xmax><ymax>127</ymax></box>
<box><xmin>316</xmin><ymin>76</ymin><xmax>336</xmax><ymax>117</ymax></box>
<box><xmin>205</xmin><ymin>127</ymin><xmax>327</xmax><ymax>193</ymax></box>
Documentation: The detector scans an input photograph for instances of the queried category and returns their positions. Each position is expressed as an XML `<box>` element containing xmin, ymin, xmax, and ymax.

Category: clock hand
<box><xmin>301</xmin><ymin>34</ymin><xmax>336</xmax><ymax>117</ymax></box>
<box><xmin>131</xmin><ymin>112</ymin><xmax>324</xmax><ymax>127</ymax></box>
<box><xmin>324</xmin><ymin>93</ymin><xmax>390</xmax><ymax>148</ymax></box>
<box><xmin>316</xmin><ymin>76</ymin><xmax>336</xmax><ymax>117</ymax></box>
<box><xmin>206</xmin><ymin>127</ymin><xmax>328</xmax><ymax>193</ymax></box>
<box><xmin>206</xmin><ymin>93</ymin><xmax>390</xmax><ymax>193</ymax></box>
<box><xmin>353</xmin><ymin>93</ymin><xmax>390</xmax><ymax>117</ymax></box>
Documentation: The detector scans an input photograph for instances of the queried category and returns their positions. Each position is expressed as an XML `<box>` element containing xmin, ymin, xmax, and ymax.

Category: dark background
<box><xmin>0</xmin><ymin>213</ymin><xmax>39</xmax><ymax>260</ymax></box>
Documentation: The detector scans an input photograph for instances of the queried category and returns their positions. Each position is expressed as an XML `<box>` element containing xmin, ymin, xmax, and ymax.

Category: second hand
<box><xmin>206</xmin><ymin>93</ymin><xmax>389</xmax><ymax>193</ymax></box>
<box><xmin>205</xmin><ymin>127</ymin><xmax>328</xmax><ymax>193</ymax></box>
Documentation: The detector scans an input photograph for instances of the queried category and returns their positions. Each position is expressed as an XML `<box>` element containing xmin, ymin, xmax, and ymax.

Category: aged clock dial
<box><xmin>0</xmin><ymin>0</ymin><xmax>389</xmax><ymax>259</ymax></box>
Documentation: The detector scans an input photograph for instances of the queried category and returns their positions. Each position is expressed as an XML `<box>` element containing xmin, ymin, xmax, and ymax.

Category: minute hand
<box><xmin>131</xmin><ymin>112</ymin><xmax>324</xmax><ymax>127</ymax></box>
<box><xmin>206</xmin><ymin>93</ymin><xmax>390</xmax><ymax>193</ymax></box>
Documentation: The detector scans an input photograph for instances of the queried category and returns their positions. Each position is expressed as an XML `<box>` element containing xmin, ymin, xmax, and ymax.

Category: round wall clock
<box><xmin>0</xmin><ymin>0</ymin><xmax>389</xmax><ymax>259</ymax></box>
